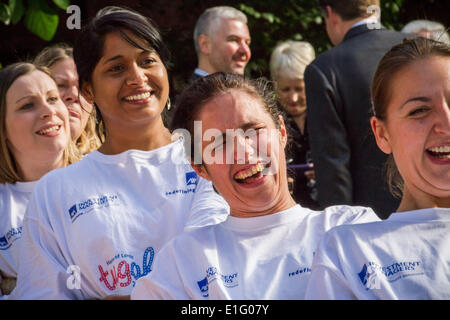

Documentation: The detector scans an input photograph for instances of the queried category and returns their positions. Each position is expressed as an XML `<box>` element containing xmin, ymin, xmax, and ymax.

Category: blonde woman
<box><xmin>34</xmin><ymin>43</ymin><xmax>101</xmax><ymax>154</ymax></box>
<box><xmin>270</xmin><ymin>40</ymin><xmax>318</xmax><ymax>209</ymax></box>
<box><xmin>0</xmin><ymin>62</ymin><xmax>78</xmax><ymax>298</ymax></box>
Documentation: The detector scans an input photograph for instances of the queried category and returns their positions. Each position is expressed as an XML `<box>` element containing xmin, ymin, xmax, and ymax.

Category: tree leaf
<box><xmin>0</xmin><ymin>3</ymin><xmax>11</xmax><ymax>25</ymax></box>
<box><xmin>24</xmin><ymin>0</ymin><xmax>58</xmax><ymax>41</ymax></box>
<box><xmin>9</xmin><ymin>0</ymin><xmax>24</xmax><ymax>25</ymax></box>
<box><xmin>52</xmin><ymin>0</ymin><xmax>70</xmax><ymax>10</ymax></box>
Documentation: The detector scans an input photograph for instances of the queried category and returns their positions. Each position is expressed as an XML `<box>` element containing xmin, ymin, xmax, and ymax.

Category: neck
<box><xmin>99</xmin><ymin>116</ymin><xmax>172</xmax><ymax>154</ymax></box>
<box><xmin>17</xmin><ymin>154</ymin><xmax>65</xmax><ymax>182</ymax></box>
<box><xmin>397</xmin><ymin>184</ymin><xmax>450</xmax><ymax>212</ymax></box>
<box><xmin>197</xmin><ymin>56</ymin><xmax>217</xmax><ymax>75</ymax></box>
<box><xmin>334</xmin><ymin>17</ymin><xmax>368</xmax><ymax>45</ymax></box>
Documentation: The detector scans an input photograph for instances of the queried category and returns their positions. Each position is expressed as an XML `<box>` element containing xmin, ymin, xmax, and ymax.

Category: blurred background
<box><xmin>0</xmin><ymin>0</ymin><xmax>448</xmax><ymax>95</ymax></box>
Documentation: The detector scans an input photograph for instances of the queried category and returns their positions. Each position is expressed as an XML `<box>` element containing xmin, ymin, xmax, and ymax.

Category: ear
<box><xmin>191</xmin><ymin>162</ymin><xmax>212</xmax><ymax>181</ymax></box>
<box><xmin>81</xmin><ymin>82</ymin><xmax>94</xmax><ymax>104</ymax></box>
<box><xmin>370</xmin><ymin>116</ymin><xmax>392</xmax><ymax>154</ymax></box>
<box><xmin>278</xmin><ymin>115</ymin><xmax>288</xmax><ymax>149</ymax></box>
<box><xmin>198</xmin><ymin>34</ymin><xmax>212</xmax><ymax>55</ymax></box>
<box><xmin>326</xmin><ymin>5</ymin><xmax>341</xmax><ymax>26</ymax></box>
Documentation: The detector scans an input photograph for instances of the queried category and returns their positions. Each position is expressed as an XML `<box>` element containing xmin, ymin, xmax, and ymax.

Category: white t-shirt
<box><xmin>305</xmin><ymin>208</ymin><xmax>450</xmax><ymax>300</ymax></box>
<box><xmin>131</xmin><ymin>204</ymin><xmax>379</xmax><ymax>300</ymax></box>
<box><xmin>10</xmin><ymin>139</ymin><xmax>229</xmax><ymax>300</ymax></box>
<box><xmin>0</xmin><ymin>181</ymin><xmax>36</xmax><ymax>297</ymax></box>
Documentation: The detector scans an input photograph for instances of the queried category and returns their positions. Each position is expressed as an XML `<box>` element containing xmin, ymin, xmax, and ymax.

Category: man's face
<box><xmin>208</xmin><ymin>18</ymin><xmax>251</xmax><ymax>75</ymax></box>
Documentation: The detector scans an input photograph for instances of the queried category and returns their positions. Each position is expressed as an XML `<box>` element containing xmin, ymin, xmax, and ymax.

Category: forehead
<box><xmin>50</xmin><ymin>58</ymin><xmax>77</xmax><ymax>78</ymax></box>
<box><xmin>7</xmin><ymin>70</ymin><xmax>55</xmax><ymax>101</ymax></box>
<box><xmin>198</xmin><ymin>89</ymin><xmax>273</xmax><ymax>130</ymax></box>
<box><xmin>276</xmin><ymin>77</ymin><xmax>304</xmax><ymax>88</ymax></box>
<box><xmin>99</xmin><ymin>30</ymin><xmax>155</xmax><ymax>61</ymax></box>
<box><xmin>390</xmin><ymin>57</ymin><xmax>450</xmax><ymax>98</ymax></box>
<box><xmin>214</xmin><ymin>18</ymin><xmax>250</xmax><ymax>39</ymax></box>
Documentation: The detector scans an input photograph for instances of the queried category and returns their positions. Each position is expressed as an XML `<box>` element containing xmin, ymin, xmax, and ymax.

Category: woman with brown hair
<box><xmin>306</xmin><ymin>37</ymin><xmax>450</xmax><ymax>299</ymax></box>
<box><xmin>0</xmin><ymin>62</ymin><xmax>78</xmax><ymax>297</ymax></box>
<box><xmin>34</xmin><ymin>43</ymin><xmax>101</xmax><ymax>155</ymax></box>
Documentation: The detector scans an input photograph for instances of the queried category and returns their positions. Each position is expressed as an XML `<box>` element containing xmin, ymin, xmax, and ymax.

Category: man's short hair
<box><xmin>193</xmin><ymin>6</ymin><xmax>247</xmax><ymax>55</ymax></box>
<box><xmin>318</xmin><ymin>0</ymin><xmax>380</xmax><ymax>21</ymax></box>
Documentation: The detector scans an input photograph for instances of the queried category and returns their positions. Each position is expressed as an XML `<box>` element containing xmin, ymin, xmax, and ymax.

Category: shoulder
<box><xmin>310</xmin><ymin>205</ymin><xmax>379</xmax><ymax>230</ymax></box>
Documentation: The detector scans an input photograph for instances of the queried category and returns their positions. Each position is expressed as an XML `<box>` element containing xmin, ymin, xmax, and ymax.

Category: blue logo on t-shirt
<box><xmin>0</xmin><ymin>236</ymin><xmax>8</xmax><ymax>249</ymax></box>
<box><xmin>197</xmin><ymin>277</ymin><xmax>209</xmax><ymax>298</ymax></box>
<box><xmin>186</xmin><ymin>171</ymin><xmax>198</xmax><ymax>186</ymax></box>
<box><xmin>69</xmin><ymin>204</ymin><xmax>78</xmax><ymax>219</ymax></box>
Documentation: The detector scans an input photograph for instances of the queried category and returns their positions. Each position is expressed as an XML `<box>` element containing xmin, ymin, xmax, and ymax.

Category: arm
<box><xmin>131</xmin><ymin>243</ymin><xmax>192</xmax><ymax>300</ymax></box>
<box><xmin>305</xmin><ymin>229</ymin><xmax>357</xmax><ymax>300</ymax></box>
<box><xmin>184</xmin><ymin>177</ymin><xmax>229</xmax><ymax>233</ymax></box>
<box><xmin>304</xmin><ymin>63</ymin><xmax>353</xmax><ymax>207</ymax></box>
<box><xmin>9</xmin><ymin>183</ymin><xmax>84</xmax><ymax>300</ymax></box>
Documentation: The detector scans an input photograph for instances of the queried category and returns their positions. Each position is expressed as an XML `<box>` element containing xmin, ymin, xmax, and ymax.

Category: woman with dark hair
<box><xmin>306</xmin><ymin>37</ymin><xmax>450</xmax><ymax>299</ymax></box>
<box><xmin>34</xmin><ymin>43</ymin><xmax>101</xmax><ymax>155</ymax></box>
<box><xmin>0</xmin><ymin>62</ymin><xmax>78</xmax><ymax>298</ymax></box>
<box><xmin>10</xmin><ymin>7</ymin><xmax>228</xmax><ymax>300</ymax></box>
<box><xmin>130</xmin><ymin>73</ymin><xmax>378</xmax><ymax>300</ymax></box>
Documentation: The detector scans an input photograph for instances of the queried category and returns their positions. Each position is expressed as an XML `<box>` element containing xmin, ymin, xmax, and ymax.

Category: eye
<box><xmin>408</xmin><ymin>106</ymin><xmax>430</xmax><ymax>117</ymax></box>
<box><xmin>19</xmin><ymin>103</ymin><xmax>34</xmax><ymax>110</ymax></box>
<box><xmin>108</xmin><ymin>64</ymin><xmax>124</xmax><ymax>73</ymax></box>
<box><xmin>48</xmin><ymin>96</ymin><xmax>59</xmax><ymax>103</ymax></box>
<box><xmin>141</xmin><ymin>57</ymin><xmax>156</xmax><ymax>67</ymax></box>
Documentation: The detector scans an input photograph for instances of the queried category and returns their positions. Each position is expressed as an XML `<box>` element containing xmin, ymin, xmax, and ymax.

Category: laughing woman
<box><xmin>131</xmin><ymin>73</ymin><xmax>379</xmax><ymax>300</ymax></box>
<box><xmin>305</xmin><ymin>37</ymin><xmax>450</xmax><ymax>299</ymax></box>
<box><xmin>0</xmin><ymin>63</ymin><xmax>77</xmax><ymax>298</ymax></box>
<box><xmin>10</xmin><ymin>7</ymin><xmax>228</xmax><ymax>300</ymax></box>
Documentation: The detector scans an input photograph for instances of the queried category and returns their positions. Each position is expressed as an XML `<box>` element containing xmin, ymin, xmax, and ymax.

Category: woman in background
<box><xmin>0</xmin><ymin>62</ymin><xmax>77</xmax><ymax>297</ymax></box>
<box><xmin>34</xmin><ymin>43</ymin><xmax>101</xmax><ymax>155</ymax></box>
<box><xmin>270</xmin><ymin>40</ymin><xmax>318</xmax><ymax>209</ymax></box>
<box><xmin>305</xmin><ymin>37</ymin><xmax>450</xmax><ymax>299</ymax></box>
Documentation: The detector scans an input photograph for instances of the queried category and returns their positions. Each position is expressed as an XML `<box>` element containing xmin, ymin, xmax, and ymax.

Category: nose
<box><xmin>237</xmin><ymin>41</ymin><xmax>251</xmax><ymax>59</ymax></box>
<box><xmin>40</xmin><ymin>100</ymin><xmax>57</xmax><ymax>120</ymax></box>
<box><xmin>289</xmin><ymin>91</ymin><xmax>299</xmax><ymax>103</ymax></box>
<box><xmin>234</xmin><ymin>133</ymin><xmax>256</xmax><ymax>164</ymax></box>
<box><xmin>62</xmin><ymin>85</ymin><xmax>79</xmax><ymax>104</ymax></box>
<box><xmin>126</xmin><ymin>63</ymin><xmax>146</xmax><ymax>86</ymax></box>
<box><xmin>433</xmin><ymin>99</ymin><xmax>450</xmax><ymax>134</ymax></box>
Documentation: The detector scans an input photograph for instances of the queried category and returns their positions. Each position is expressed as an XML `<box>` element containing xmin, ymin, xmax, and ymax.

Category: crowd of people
<box><xmin>0</xmin><ymin>0</ymin><xmax>449</xmax><ymax>300</ymax></box>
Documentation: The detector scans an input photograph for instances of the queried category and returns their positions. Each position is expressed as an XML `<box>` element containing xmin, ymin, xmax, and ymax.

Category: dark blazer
<box><xmin>189</xmin><ymin>72</ymin><xmax>204</xmax><ymax>84</ymax></box>
<box><xmin>304</xmin><ymin>25</ymin><xmax>407</xmax><ymax>219</ymax></box>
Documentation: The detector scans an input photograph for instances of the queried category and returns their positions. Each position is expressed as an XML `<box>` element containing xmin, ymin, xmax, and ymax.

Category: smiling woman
<box><xmin>305</xmin><ymin>37</ymin><xmax>450</xmax><ymax>300</ymax></box>
<box><xmin>0</xmin><ymin>62</ymin><xmax>79</xmax><ymax>298</ymax></box>
<box><xmin>130</xmin><ymin>73</ymin><xmax>379</xmax><ymax>300</ymax></box>
<box><xmin>9</xmin><ymin>7</ymin><xmax>229</xmax><ymax>300</ymax></box>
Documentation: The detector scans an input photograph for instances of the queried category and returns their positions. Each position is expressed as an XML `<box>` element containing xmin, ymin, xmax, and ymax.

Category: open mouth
<box><xmin>426</xmin><ymin>146</ymin><xmax>450</xmax><ymax>159</ymax></box>
<box><xmin>124</xmin><ymin>91</ymin><xmax>154</xmax><ymax>102</ymax></box>
<box><xmin>234</xmin><ymin>162</ymin><xmax>269</xmax><ymax>184</ymax></box>
<box><xmin>36</xmin><ymin>125</ymin><xmax>61</xmax><ymax>136</ymax></box>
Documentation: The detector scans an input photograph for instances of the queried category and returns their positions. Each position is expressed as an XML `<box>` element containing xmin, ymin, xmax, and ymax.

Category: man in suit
<box><xmin>191</xmin><ymin>6</ymin><xmax>251</xmax><ymax>82</ymax></box>
<box><xmin>304</xmin><ymin>0</ymin><xmax>406</xmax><ymax>219</ymax></box>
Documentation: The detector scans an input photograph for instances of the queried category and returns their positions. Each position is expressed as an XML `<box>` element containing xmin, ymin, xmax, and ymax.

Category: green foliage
<box><xmin>0</xmin><ymin>0</ymin><xmax>69</xmax><ymax>41</ymax></box>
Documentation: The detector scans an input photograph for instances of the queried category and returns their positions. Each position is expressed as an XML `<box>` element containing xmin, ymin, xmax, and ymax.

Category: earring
<box><xmin>166</xmin><ymin>97</ymin><xmax>171</xmax><ymax>111</ymax></box>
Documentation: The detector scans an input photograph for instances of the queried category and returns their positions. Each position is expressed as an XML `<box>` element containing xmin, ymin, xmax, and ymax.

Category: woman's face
<box><xmin>372</xmin><ymin>56</ymin><xmax>450</xmax><ymax>200</ymax></box>
<box><xmin>5</xmin><ymin>70</ymin><xmax>70</xmax><ymax>169</ymax></box>
<box><xmin>85</xmin><ymin>30</ymin><xmax>169</xmax><ymax>131</ymax></box>
<box><xmin>50</xmin><ymin>57</ymin><xmax>93</xmax><ymax>141</ymax></box>
<box><xmin>275</xmin><ymin>77</ymin><xmax>307</xmax><ymax>117</ymax></box>
<box><xmin>195</xmin><ymin>89</ymin><xmax>290</xmax><ymax>217</ymax></box>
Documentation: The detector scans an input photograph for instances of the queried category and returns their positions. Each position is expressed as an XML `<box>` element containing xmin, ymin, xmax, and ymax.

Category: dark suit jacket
<box><xmin>189</xmin><ymin>72</ymin><xmax>204</xmax><ymax>84</ymax></box>
<box><xmin>304</xmin><ymin>25</ymin><xmax>407</xmax><ymax>219</ymax></box>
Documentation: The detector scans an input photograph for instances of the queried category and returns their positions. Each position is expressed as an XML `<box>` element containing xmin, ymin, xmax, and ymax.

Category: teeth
<box><xmin>37</xmin><ymin>126</ymin><xmax>59</xmax><ymax>135</ymax></box>
<box><xmin>428</xmin><ymin>146</ymin><xmax>450</xmax><ymax>153</ymax></box>
<box><xmin>124</xmin><ymin>92</ymin><xmax>151</xmax><ymax>101</ymax></box>
<box><xmin>235</xmin><ymin>163</ymin><xmax>266</xmax><ymax>180</ymax></box>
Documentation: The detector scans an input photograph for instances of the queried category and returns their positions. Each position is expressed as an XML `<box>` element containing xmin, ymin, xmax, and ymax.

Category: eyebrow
<box><xmin>15</xmin><ymin>95</ymin><xmax>32</xmax><ymax>104</ymax></box>
<box><xmin>103</xmin><ymin>55</ymin><xmax>123</xmax><ymax>65</ymax></box>
<box><xmin>102</xmin><ymin>49</ymin><xmax>156</xmax><ymax>65</ymax></box>
<box><xmin>401</xmin><ymin>96</ymin><xmax>431</xmax><ymax>109</ymax></box>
